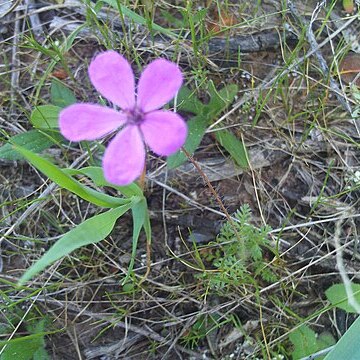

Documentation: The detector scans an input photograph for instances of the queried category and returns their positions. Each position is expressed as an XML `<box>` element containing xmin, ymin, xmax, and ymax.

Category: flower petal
<box><xmin>59</xmin><ymin>104</ymin><xmax>126</xmax><ymax>141</ymax></box>
<box><xmin>103</xmin><ymin>126</ymin><xmax>145</xmax><ymax>185</ymax></box>
<box><xmin>89</xmin><ymin>51</ymin><xmax>136</xmax><ymax>109</ymax></box>
<box><xmin>137</xmin><ymin>59</ymin><xmax>183</xmax><ymax>112</ymax></box>
<box><xmin>140</xmin><ymin>110</ymin><xmax>187</xmax><ymax>156</ymax></box>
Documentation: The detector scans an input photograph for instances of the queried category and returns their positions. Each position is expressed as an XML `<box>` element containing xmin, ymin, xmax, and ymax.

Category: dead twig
<box><xmin>24</xmin><ymin>0</ymin><xmax>44</xmax><ymax>41</ymax></box>
<box><xmin>0</xmin><ymin>0</ymin><xmax>22</xmax><ymax>18</ymax></box>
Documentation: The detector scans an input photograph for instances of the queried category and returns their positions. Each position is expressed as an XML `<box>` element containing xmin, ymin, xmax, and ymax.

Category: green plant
<box><xmin>181</xmin><ymin>313</ymin><xmax>238</xmax><ymax>350</ymax></box>
<box><xmin>324</xmin><ymin>316</ymin><xmax>360</xmax><ymax>360</ymax></box>
<box><xmin>0</xmin><ymin>79</ymin><xmax>150</xmax><ymax>285</ymax></box>
<box><xmin>289</xmin><ymin>325</ymin><xmax>335</xmax><ymax>360</ymax></box>
<box><xmin>0</xmin><ymin>298</ymin><xmax>51</xmax><ymax>360</ymax></box>
<box><xmin>168</xmin><ymin>80</ymin><xmax>248</xmax><ymax>170</ymax></box>
<box><xmin>287</xmin><ymin>282</ymin><xmax>360</xmax><ymax>359</ymax></box>
<box><xmin>181</xmin><ymin>314</ymin><xmax>216</xmax><ymax>349</ymax></box>
<box><xmin>199</xmin><ymin>204</ymin><xmax>276</xmax><ymax>290</ymax></box>
<box><xmin>0</xmin><ymin>56</ymin><xmax>247</xmax><ymax>287</ymax></box>
<box><xmin>322</xmin><ymin>282</ymin><xmax>360</xmax><ymax>359</ymax></box>
<box><xmin>0</xmin><ymin>320</ymin><xmax>50</xmax><ymax>360</ymax></box>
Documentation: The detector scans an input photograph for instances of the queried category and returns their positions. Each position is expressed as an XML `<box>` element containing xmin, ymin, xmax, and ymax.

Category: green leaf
<box><xmin>288</xmin><ymin>328</ymin><xmax>335</xmax><ymax>360</ymax></box>
<box><xmin>167</xmin><ymin>115</ymin><xmax>208</xmax><ymax>169</ymax></box>
<box><xmin>98</xmin><ymin>0</ymin><xmax>176</xmax><ymax>38</ymax></box>
<box><xmin>325</xmin><ymin>283</ymin><xmax>360</xmax><ymax>313</ymax></box>
<box><xmin>160</xmin><ymin>9</ymin><xmax>186</xmax><ymax>28</ymax></box>
<box><xmin>64</xmin><ymin>167</ymin><xmax>108</xmax><ymax>186</ymax></box>
<box><xmin>63</xmin><ymin>166</ymin><xmax>143</xmax><ymax>198</ymax></box>
<box><xmin>33</xmin><ymin>347</ymin><xmax>50</xmax><ymax>360</ymax></box>
<box><xmin>161</xmin><ymin>7</ymin><xmax>207</xmax><ymax>29</ymax></box>
<box><xmin>142</xmin><ymin>204</ymin><xmax>151</xmax><ymax>246</ymax></box>
<box><xmin>0</xmin><ymin>336</ymin><xmax>43</xmax><ymax>360</ymax></box>
<box><xmin>0</xmin><ymin>130</ymin><xmax>62</xmax><ymax>161</ymax></box>
<box><xmin>215</xmin><ymin>129</ymin><xmax>248</xmax><ymax>168</ymax></box>
<box><xmin>189</xmin><ymin>8</ymin><xmax>208</xmax><ymax>25</ymax></box>
<box><xmin>123</xmin><ymin>198</ymin><xmax>150</xmax><ymax>284</ymax></box>
<box><xmin>167</xmin><ymin>81</ymin><xmax>238</xmax><ymax>169</ymax></box>
<box><xmin>289</xmin><ymin>325</ymin><xmax>318</xmax><ymax>359</ymax></box>
<box><xmin>18</xmin><ymin>205</ymin><xmax>131</xmax><ymax>284</ymax></box>
<box><xmin>206</xmin><ymin>81</ymin><xmax>238</xmax><ymax>117</ymax></box>
<box><xmin>174</xmin><ymin>86</ymin><xmax>205</xmax><ymax>115</ymax></box>
<box><xmin>30</xmin><ymin>105</ymin><xmax>61</xmax><ymax>128</ymax></box>
<box><xmin>317</xmin><ymin>332</ymin><xmax>336</xmax><ymax>357</ymax></box>
<box><xmin>13</xmin><ymin>145</ymin><xmax>130</xmax><ymax>208</ymax></box>
<box><xmin>51</xmin><ymin>79</ymin><xmax>76</xmax><ymax>108</ymax></box>
<box><xmin>0</xmin><ymin>319</ymin><xmax>49</xmax><ymax>360</ymax></box>
<box><xmin>324</xmin><ymin>316</ymin><xmax>360</xmax><ymax>360</ymax></box>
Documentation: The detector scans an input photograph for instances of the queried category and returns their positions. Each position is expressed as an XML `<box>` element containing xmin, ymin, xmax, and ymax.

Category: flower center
<box><xmin>125</xmin><ymin>107</ymin><xmax>144</xmax><ymax>125</ymax></box>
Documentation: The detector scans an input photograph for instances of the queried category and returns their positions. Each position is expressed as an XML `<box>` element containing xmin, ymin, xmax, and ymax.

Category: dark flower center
<box><xmin>125</xmin><ymin>107</ymin><xmax>144</xmax><ymax>125</ymax></box>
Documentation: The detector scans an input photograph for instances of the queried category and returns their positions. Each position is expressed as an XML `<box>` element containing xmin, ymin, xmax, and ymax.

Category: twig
<box><xmin>24</xmin><ymin>0</ymin><xmax>44</xmax><ymax>41</ymax></box>
<box><xmin>299</xmin><ymin>345</ymin><xmax>335</xmax><ymax>360</ymax></box>
<box><xmin>45</xmin><ymin>299</ymin><xmax>203</xmax><ymax>359</ymax></box>
<box><xmin>0</xmin><ymin>0</ymin><xmax>21</xmax><ymax>18</ymax></box>
<box><xmin>10</xmin><ymin>8</ymin><xmax>20</xmax><ymax>114</ymax></box>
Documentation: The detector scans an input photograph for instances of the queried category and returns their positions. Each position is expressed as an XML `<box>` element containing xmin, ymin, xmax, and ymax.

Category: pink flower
<box><xmin>59</xmin><ymin>51</ymin><xmax>187</xmax><ymax>185</ymax></box>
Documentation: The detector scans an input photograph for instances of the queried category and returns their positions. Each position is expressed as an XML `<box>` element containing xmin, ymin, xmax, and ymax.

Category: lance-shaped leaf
<box><xmin>13</xmin><ymin>144</ymin><xmax>130</xmax><ymax>208</ymax></box>
<box><xmin>18</xmin><ymin>204</ymin><xmax>132</xmax><ymax>285</ymax></box>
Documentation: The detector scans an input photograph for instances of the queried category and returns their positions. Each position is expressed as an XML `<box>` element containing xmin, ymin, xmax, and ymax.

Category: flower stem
<box><xmin>138</xmin><ymin>162</ymin><xmax>146</xmax><ymax>191</ymax></box>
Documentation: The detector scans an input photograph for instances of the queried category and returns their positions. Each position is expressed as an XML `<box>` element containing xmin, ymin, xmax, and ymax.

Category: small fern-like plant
<box><xmin>200</xmin><ymin>204</ymin><xmax>276</xmax><ymax>290</ymax></box>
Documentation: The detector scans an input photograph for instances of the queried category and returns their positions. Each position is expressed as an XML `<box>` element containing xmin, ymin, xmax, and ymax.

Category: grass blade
<box><xmin>99</xmin><ymin>0</ymin><xmax>177</xmax><ymax>38</ymax></box>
